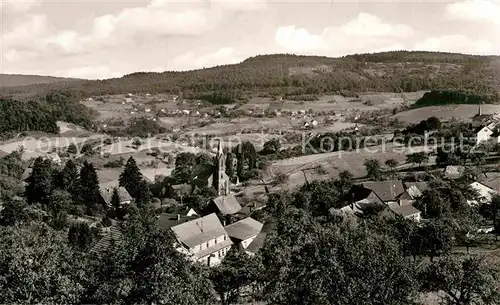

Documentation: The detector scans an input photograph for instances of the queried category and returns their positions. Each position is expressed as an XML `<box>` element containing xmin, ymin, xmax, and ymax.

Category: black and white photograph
<box><xmin>1</xmin><ymin>0</ymin><xmax>500</xmax><ymax>304</ymax></box>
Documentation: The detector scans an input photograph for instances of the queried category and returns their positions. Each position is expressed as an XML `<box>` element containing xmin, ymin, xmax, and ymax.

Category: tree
<box><xmin>47</xmin><ymin>189</ymin><xmax>72</xmax><ymax>216</ymax></box>
<box><xmin>421</xmin><ymin>255</ymin><xmax>500</xmax><ymax>305</ymax></box>
<box><xmin>225</xmin><ymin>152</ymin><xmax>235</xmax><ymax>179</ymax></box>
<box><xmin>172</xmin><ymin>152</ymin><xmax>196</xmax><ymax>184</ymax></box>
<box><xmin>0</xmin><ymin>223</ymin><xmax>86</xmax><ymax>304</ymax></box>
<box><xmin>406</xmin><ymin>152</ymin><xmax>429</xmax><ymax>168</ymax></box>
<box><xmin>110</xmin><ymin>187</ymin><xmax>125</xmax><ymax>220</ymax></box>
<box><xmin>262</xmin><ymin>139</ymin><xmax>281</xmax><ymax>155</ymax></box>
<box><xmin>79</xmin><ymin>160</ymin><xmax>101</xmax><ymax>215</ymax></box>
<box><xmin>61</xmin><ymin>160</ymin><xmax>79</xmax><ymax>197</ymax></box>
<box><xmin>416</xmin><ymin>219</ymin><xmax>455</xmax><ymax>261</ymax></box>
<box><xmin>135</xmin><ymin>179</ymin><xmax>152</xmax><ymax>207</ymax></box>
<box><xmin>119</xmin><ymin>157</ymin><xmax>143</xmax><ymax>198</ymax></box>
<box><xmin>364</xmin><ymin>158</ymin><xmax>382</xmax><ymax>181</ymax></box>
<box><xmin>209</xmin><ymin>248</ymin><xmax>260</xmax><ymax>305</ymax></box>
<box><xmin>67</xmin><ymin>143</ymin><xmax>78</xmax><ymax>154</ymax></box>
<box><xmin>385</xmin><ymin>158</ymin><xmax>398</xmax><ymax>178</ymax></box>
<box><xmin>337</xmin><ymin>170</ymin><xmax>354</xmax><ymax>195</ymax></box>
<box><xmin>25</xmin><ymin>157</ymin><xmax>54</xmax><ymax>205</ymax></box>
<box><xmin>68</xmin><ymin>222</ymin><xmax>94</xmax><ymax>251</ymax></box>
<box><xmin>436</xmin><ymin>147</ymin><xmax>460</xmax><ymax>167</ymax></box>
<box><xmin>262</xmin><ymin>214</ymin><xmax>419</xmax><ymax>305</ymax></box>
<box><xmin>0</xmin><ymin>196</ymin><xmax>28</xmax><ymax>226</ymax></box>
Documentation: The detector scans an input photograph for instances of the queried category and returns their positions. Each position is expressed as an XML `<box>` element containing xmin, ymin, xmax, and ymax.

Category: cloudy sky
<box><xmin>1</xmin><ymin>0</ymin><xmax>499</xmax><ymax>79</ymax></box>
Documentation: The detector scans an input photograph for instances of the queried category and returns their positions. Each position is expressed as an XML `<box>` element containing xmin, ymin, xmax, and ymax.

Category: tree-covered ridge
<box><xmin>413</xmin><ymin>90</ymin><xmax>500</xmax><ymax>108</ymax></box>
<box><xmin>2</xmin><ymin>51</ymin><xmax>499</xmax><ymax>100</ymax></box>
<box><xmin>0</xmin><ymin>89</ymin><xmax>96</xmax><ymax>135</ymax></box>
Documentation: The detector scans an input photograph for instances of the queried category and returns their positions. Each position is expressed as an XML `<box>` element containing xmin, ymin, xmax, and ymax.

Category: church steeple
<box><xmin>213</xmin><ymin>139</ymin><xmax>229</xmax><ymax>196</ymax></box>
<box><xmin>478</xmin><ymin>101</ymin><xmax>482</xmax><ymax>116</ymax></box>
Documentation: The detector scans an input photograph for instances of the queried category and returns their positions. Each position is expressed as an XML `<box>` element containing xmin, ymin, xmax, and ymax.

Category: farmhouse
<box><xmin>99</xmin><ymin>182</ymin><xmax>133</xmax><ymax>207</ymax></box>
<box><xmin>224</xmin><ymin>217</ymin><xmax>263</xmax><ymax>254</ymax></box>
<box><xmin>205</xmin><ymin>195</ymin><xmax>242</xmax><ymax>216</ymax></box>
<box><xmin>169</xmin><ymin>213</ymin><xmax>233</xmax><ymax>267</ymax></box>
<box><xmin>350</xmin><ymin>180</ymin><xmax>422</xmax><ymax>221</ymax></box>
<box><xmin>467</xmin><ymin>181</ymin><xmax>497</xmax><ymax>205</ymax></box>
<box><xmin>475</xmin><ymin>122</ymin><xmax>498</xmax><ymax>145</ymax></box>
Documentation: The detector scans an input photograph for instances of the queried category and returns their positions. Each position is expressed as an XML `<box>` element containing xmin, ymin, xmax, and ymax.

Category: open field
<box><xmin>242</xmin><ymin>91</ymin><xmax>425</xmax><ymax>113</ymax></box>
<box><xmin>250</xmin><ymin>143</ymin><xmax>432</xmax><ymax>194</ymax></box>
<box><xmin>392</xmin><ymin>104</ymin><xmax>500</xmax><ymax>124</ymax></box>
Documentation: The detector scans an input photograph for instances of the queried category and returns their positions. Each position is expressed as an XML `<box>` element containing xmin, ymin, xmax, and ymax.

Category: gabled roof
<box><xmin>404</xmin><ymin>182</ymin><xmax>429</xmax><ymax>193</ymax></box>
<box><xmin>171</xmin><ymin>213</ymin><xmax>227</xmax><ymax>248</ymax></box>
<box><xmin>225</xmin><ymin>217</ymin><xmax>263</xmax><ymax>241</ymax></box>
<box><xmin>212</xmin><ymin>195</ymin><xmax>242</xmax><ymax>215</ymax></box>
<box><xmin>0</xmin><ymin>150</ymin><xmax>9</xmax><ymax>158</ymax></box>
<box><xmin>99</xmin><ymin>184</ymin><xmax>132</xmax><ymax>204</ymax></box>
<box><xmin>404</xmin><ymin>185</ymin><xmax>422</xmax><ymax>199</ymax></box>
<box><xmin>360</xmin><ymin>180</ymin><xmax>405</xmax><ymax>202</ymax></box>
<box><xmin>90</xmin><ymin>227</ymin><xmax>124</xmax><ymax>257</ymax></box>
<box><xmin>246</xmin><ymin>231</ymin><xmax>267</xmax><ymax>254</ymax></box>
<box><xmin>388</xmin><ymin>203</ymin><xmax>421</xmax><ymax>218</ymax></box>
<box><xmin>158</xmin><ymin>213</ymin><xmax>199</xmax><ymax>230</ymax></box>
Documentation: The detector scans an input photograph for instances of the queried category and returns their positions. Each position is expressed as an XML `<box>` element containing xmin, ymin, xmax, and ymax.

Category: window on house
<box><xmin>206</xmin><ymin>241</ymin><xmax>209</xmax><ymax>248</ymax></box>
<box><xmin>215</xmin><ymin>238</ymin><xmax>217</xmax><ymax>244</ymax></box>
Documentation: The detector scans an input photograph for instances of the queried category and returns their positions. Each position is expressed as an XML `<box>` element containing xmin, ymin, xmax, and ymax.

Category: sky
<box><xmin>1</xmin><ymin>0</ymin><xmax>500</xmax><ymax>79</ymax></box>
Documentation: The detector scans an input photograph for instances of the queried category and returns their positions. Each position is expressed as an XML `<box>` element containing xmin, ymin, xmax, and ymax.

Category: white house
<box><xmin>170</xmin><ymin>213</ymin><xmax>233</xmax><ymax>267</ymax></box>
<box><xmin>476</xmin><ymin>122</ymin><xmax>500</xmax><ymax>145</ymax></box>
<box><xmin>468</xmin><ymin>181</ymin><xmax>497</xmax><ymax>205</ymax></box>
<box><xmin>224</xmin><ymin>217</ymin><xmax>263</xmax><ymax>255</ymax></box>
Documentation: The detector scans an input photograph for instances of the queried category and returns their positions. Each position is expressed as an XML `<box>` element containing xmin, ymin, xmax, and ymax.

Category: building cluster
<box><xmin>90</xmin><ymin>140</ymin><xmax>266</xmax><ymax>267</ymax></box>
<box><xmin>340</xmin><ymin>180</ymin><xmax>424</xmax><ymax>222</ymax></box>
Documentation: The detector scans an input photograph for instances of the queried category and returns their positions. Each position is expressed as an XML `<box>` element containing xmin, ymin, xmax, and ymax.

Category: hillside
<box><xmin>0</xmin><ymin>74</ymin><xmax>81</xmax><ymax>88</ymax></box>
<box><xmin>1</xmin><ymin>51</ymin><xmax>500</xmax><ymax>100</ymax></box>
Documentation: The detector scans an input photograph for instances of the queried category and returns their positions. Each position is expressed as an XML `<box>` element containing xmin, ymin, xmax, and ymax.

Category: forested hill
<box><xmin>0</xmin><ymin>74</ymin><xmax>82</xmax><ymax>88</ymax></box>
<box><xmin>2</xmin><ymin>51</ymin><xmax>500</xmax><ymax>100</ymax></box>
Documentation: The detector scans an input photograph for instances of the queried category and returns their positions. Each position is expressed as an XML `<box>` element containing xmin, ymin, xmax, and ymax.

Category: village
<box><xmin>2</xmin><ymin>91</ymin><xmax>500</xmax><ymax>274</ymax></box>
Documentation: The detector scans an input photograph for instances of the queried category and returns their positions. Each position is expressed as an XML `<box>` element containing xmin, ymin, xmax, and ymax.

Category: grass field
<box><xmin>392</xmin><ymin>104</ymin><xmax>500</xmax><ymax>124</ymax></box>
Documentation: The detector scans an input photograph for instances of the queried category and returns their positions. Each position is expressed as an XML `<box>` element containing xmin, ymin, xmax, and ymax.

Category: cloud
<box><xmin>0</xmin><ymin>0</ymin><xmax>40</xmax><ymax>13</ymax></box>
<box><xmin>2</xmin><ymin>0</ymin><xmax>262</xmax><ymax>59</ymax></box>
<box><xmin>342</xmin><ymin>13</ymin><xmax>413</xmax><ymax>37</ymax></box>
<box><xmin>445</xmin><ymin>0</ymin><xmax>500</xmax><ymax>25</ymax></box>
<box><xmin>276</xmin><ymin>13</ymin><xmax>414</xmax><ymax>54</ymax></box>
<box><xmin>171</xmin><ymin>47</ymin><xmax>244</xmax><ymax>71</ymax></box>
<box><xmin>275</xmin><ymin>26</ymin><xmax>326</xmax><ymax>53</ymax></box>
<box><xmin>413</xmin><ymin>34</ymin><xmax>495</xmax><ymax>55</ymax></box>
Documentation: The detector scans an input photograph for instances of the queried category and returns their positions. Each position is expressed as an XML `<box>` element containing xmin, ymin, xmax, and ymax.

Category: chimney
<box><xmin>177</xmin><ymin>214</ymin><xmax>181</xmax><ymax>221</ymax></box>
<box><xmin>223</xmin><ymin>220</ymin><xmax>226</xmax><ymax>227</ymax></box>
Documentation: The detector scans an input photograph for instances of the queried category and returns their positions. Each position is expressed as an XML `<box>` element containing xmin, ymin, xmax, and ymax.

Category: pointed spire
<box><xmin>478</xmin><ymin>101</ymin><xmax>482</xmax><ymax>116</ymax></box>
<box><xmin>217</xmin><ymin>139</ymin><xmax>223</xmax><ymax>157</ymax></box>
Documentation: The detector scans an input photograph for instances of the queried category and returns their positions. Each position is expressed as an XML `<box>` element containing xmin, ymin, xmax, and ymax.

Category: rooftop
<box><xmin>171</xmin><ymin>213</ymin><xmax>227</xmax><ymax>248</ymax></box>
<box><xmin>212</xmin><ymin>195</ymin><xmax>242</xmax><ymax>215</ymax></box>
<box><xmin>360</xmin><ymin>180</ymin><xmax>405</xmax><ymax>202</ymax></box>
<box><xmin>158</xmin><ymin>213</ymin><xmax>199</xmax><ymax>230</ymax></box>
<box><xmin>225</xmin><ymin>217</ymin><xmax>263</xmax><ymax>241</ymax></box>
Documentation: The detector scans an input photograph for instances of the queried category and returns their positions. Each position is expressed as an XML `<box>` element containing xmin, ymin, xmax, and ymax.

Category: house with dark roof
<box><xmin>90</xmin><ymin>227</ymin><xmax>124</xmax><ymax>258</ymax></box>
<box><xmin>224</xmin><ymin>217</ymin><xmax>263</xmax><ymax>254</ymax></box>
<box><xmin>467</xmin><ymin>181</ymin><xmax>497</xmax><ymax>206</ymax></box>
<box><xmin>205</xmin><ymin>194</ymin><xmax>242</xmax><ymax>216</ymax></box>
<box><xmin>158</xmin><ymin>213</ymin><xmax>199</xmax><ymax>229</ymax></box>
<box><xmin>99</xmin><ymin>182</ymin><xmax>132</xmax><ymax>207</ymax></box>
<box><xmin>170</xmin><ymin>213</ymin><xmax>233</xmax><ymax>267</ymax></box>
<box><xmin>349</xmin><ymin>180</ymin><xmax>422</xmax><ymax>222</ymax></box>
